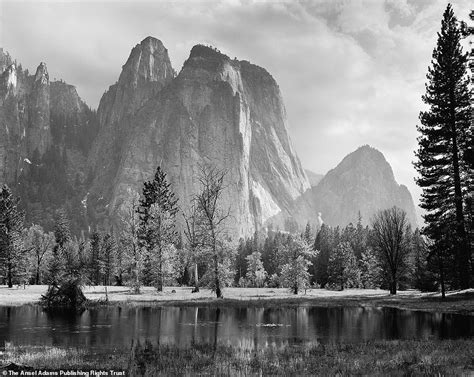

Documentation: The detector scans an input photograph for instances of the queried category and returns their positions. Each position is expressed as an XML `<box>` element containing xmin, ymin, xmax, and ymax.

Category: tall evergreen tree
<box><xmin>46</xmin><ymin>209</ymin><xmax>72</xmax><ymax>285</ymax></box>
<box><xmin>327</xmin><ymin>241</ymin><xmax>360</xmax><ymax>290</ymax></box>
<box><xmin>100</xmin><ymin>233</ymin><xmax>116</xmax><ymax>286</ymax></box>
<box><xmin>0</xmin><ymin>185</ymin><xmax>25</xmax><ymax>288</ymax></box>
<box><xmin>414</xmin><ymin>4</ymin><xmax>473</xmax><ymax>289</ymax></box>
<box><xmin>88</xmin><ymin>231</ymin><xmax>102</xmax><ymax>285</ymax></box>
<box><xmin>313</xmin><ymin>224</ymin><xmax>334</xmax><ymax>287</ymax></box>
<box><xmin>279</xmin><ymin>236</ymin><xmax>316</xmax><ymax>294</ymax></box>
<box><xmin>245</xmin><ymin>251</ymin><xmax>267</xmax><ymax>287</ymax></box>
<box><xmin>137</xmin><ymin>166</ymin><xmax>178</xmax><ymax>291</ymax></box>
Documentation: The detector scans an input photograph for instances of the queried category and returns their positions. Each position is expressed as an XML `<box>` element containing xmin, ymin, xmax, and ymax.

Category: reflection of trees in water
<box><xmin>0</xmin><ymin>305</ymin><xmax>472</xmax><ymax>350</ymax></box>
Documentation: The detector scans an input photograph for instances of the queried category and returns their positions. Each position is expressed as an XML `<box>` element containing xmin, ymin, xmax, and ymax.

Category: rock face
<box><xmin>28</xmin><ymin>62</ymin><xmax>51</xmax><ymax>155</ymax></box>
<box><xmin>0</xmin><ymin>48</ymin><xmax>98</xmax><ymax>230</ymax></box>
<box><xmin>90</xmin><ymin>39</ymin><xmax>310</xmax><ymax>237</ymax></box>
<box><xmin>277</xmin><ymin>145</ymin><xmax>418</xmax><ymax>228</ymax></box>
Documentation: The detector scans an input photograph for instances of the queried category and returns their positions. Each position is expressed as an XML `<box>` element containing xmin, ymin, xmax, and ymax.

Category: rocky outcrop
<box><xmin>90</xmin><ymin>40</ymin><xmax>309</xmax><ymax>238</ymax></box>
<box><xmin>275</xmin><ymin>145</ymin><xmax>418</xmax><ymax>228</ymax></box>
<box><xmin>27</xmin><ymin>62</ymin><xmax>51</xmax><ymax>155</ymax></box>
<box><xmin>0</xmin><ymin>49</ymin><xmax>98</xmax><ymax>230</ymax></box>
<box><xmin>0</xmin><ymin>53</ymin><xmax>27</xmax><ymax>184</ymax></box>
<box><xmin>88</xmin><ymin>37</ymin><xmax>175</xmax><ymax>213</ymax></box>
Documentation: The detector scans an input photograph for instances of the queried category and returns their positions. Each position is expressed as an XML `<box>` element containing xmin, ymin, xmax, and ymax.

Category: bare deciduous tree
<box><xmin>371</xmin><ymin>206</ymin><xmax>412</xmax><ymax>295</ymax></box>
<box><xmin>194</xmin><ymin>165</ymin><xmax>233</xmax><ymax>298</ymax></box>
<box><xmin>183</xmin><ymin>201</ymin><xmax>202</xmax><ymax>292</ymax></box>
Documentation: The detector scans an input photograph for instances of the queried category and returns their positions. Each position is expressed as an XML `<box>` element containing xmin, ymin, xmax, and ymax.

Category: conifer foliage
<box><xmin>137</xmin><ymin>166</ymin><xmax>179</xmax><ymax>291</ymax></box>
<box><xmin>0</xmin><ymin>185</ymin><xmax>26</xmax><ymax>287</ymax></box>
<box><xmin>414</xmin><ymin>4</ymin><xmax>473</xmax><ymax>289</ymax></box>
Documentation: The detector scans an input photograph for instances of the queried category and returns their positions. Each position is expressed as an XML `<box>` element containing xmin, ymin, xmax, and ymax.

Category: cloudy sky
<box><xmin>0</xmin><ymin>0</ymin><xmax>471</xmax><ymax>209</ymax></box>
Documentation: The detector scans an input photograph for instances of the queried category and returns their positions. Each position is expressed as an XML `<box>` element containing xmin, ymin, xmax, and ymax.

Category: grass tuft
<box><xmin>1</xmin><ymin>339</ymin><xmax>472</xmax><ymax>376</ymax></box>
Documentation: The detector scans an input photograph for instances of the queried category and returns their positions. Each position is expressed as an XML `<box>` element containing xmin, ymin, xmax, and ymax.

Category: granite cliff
<box><xmin>0</xmin><ymin>48</ymin><xmax>98</xmax><ymax>230</ymax></box>
<box><xmin>89</xmin><ymin>38</ymin><xmax>310</xmax><ymax>237</ymax></box>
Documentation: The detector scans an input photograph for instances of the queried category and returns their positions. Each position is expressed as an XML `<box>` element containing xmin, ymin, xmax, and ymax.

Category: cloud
<box><xmin>0</xmin><ymin>0</ymin><xmax>471</xmax><ymax>207</ymax></box>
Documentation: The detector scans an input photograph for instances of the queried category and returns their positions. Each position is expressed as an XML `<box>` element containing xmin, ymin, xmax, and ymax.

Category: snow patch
<box><xmin>251</xmin><ymin>180</ymin><xmax>280</xmax><ymax>222</ymax></box>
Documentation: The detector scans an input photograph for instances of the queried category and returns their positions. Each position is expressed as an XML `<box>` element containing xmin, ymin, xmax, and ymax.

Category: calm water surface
<box><xmin>0</xmin><ymin>305</ymin><xmax>472</xmax><ymax>349</ymax></box>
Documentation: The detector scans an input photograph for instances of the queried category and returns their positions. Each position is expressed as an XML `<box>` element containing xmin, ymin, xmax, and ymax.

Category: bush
<box><xmin>40</xmin><ymin>279</ymin><xmax>87</xmax><ymax>311</ymax></box>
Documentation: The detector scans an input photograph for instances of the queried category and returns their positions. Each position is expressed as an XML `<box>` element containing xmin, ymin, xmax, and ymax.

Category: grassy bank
<box><xmin>0</xmin><ymin>285</ymin><xmax>473</xmax><ymax>315</ymax></box>
<box><xmin>1</xmin><ymin>339</ymin><xmax>473</xmax><ymax>375</ymax></box>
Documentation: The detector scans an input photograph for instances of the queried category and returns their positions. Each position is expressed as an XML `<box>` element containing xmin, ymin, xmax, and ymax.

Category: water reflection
<box><xmin>0</xmin><ymin>305</ymin><xmax>471</xmax><ymax>350</ymax></box>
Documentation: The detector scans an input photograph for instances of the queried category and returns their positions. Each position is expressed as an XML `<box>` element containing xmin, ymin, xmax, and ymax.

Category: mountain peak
<box><xmin>118</xmin><ymin>36</ymin><xmax>174</xmax><ymax>88</ymax></box>
<box><xmin>281</xmin><ymin>145</ymin><xmax>418</xmax><ymax>229</ymax></box>
<box><xmin>0</xmin><ymin>48</ymin><xmax>13</xmax><ymax>73</ymax></box>
<box><xmin>189</xmin><ymin>44</ymin><xmax>230</xmax><ymax>61</ymax></box>
<box><xmin>180</xmin><ymin>44</ymin><xmax>233</xmax><ymax>75</ymax></box>
<box><xmin>34</xmin><ymin>62</ymin><xmax>49</xmax><ymax>85</ymax></box>
<box><xmin>335</xmin><ymin>144</ymin><xmax>395</xmax><ymax>182</ymax></box>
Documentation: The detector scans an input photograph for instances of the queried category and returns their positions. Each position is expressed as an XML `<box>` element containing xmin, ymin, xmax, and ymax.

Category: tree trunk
<box><xmin>450</xmin><ymin>100</ymin><xmax>470</xmax><ymax>289</ymax></box>
<box><xmin>134</xmin><ymin>258</ymin><xmax>140</xmax><ymax>294</ymax></box>
<box><xmin>438</xmin><ymin>253</ymin><xmax>446</xmax><ymax>299</ymax></box>
<box><xmin>157</xmin><ymin>243</ymin><xmax>163</xmax><ymax>292</ymax></box>
<box><xmin>214</xmin><ymin>253</ymin><xmax>222</xmax><ymax>298</ymax></box>
<box><xmin>390</xmin><ymin>280</ymin><xmax>397</xmax><ymax>295</ymax></box>
<box><xmin>211</xmin><ymin>228</ymin><xmax>222</xmax><ymax>299</ymax></box>
<box><xmin>7</xmin><ymin>261</ymin><xmax>13</xmax><ymax>288</ymax></box>
<box><xmin>194</xmin><ymin>263</ymin><xmax>200</xmax><ymax>292</ymax></box>
<box><xmin>36</xmin><ymin>267</ymin><xmax>40</xmax><ymax>285</ymax></box>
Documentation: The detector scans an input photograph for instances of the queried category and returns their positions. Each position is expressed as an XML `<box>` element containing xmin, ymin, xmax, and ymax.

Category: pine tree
<box><xmin>414</xmin><ymin>4</ymin><xmax>473</xmax><ymax>289</ymax></box>
<box><xmin>359</xmin><ymin>248</ymin><xmax>381</xmax><ymax>289</ymax></box>
<box><xmin>0</xmin><ymin>185</ymin><xmax>25</xmax><ymax>288</ymax></box>
<box><xmin>101</xmin><ymin>233</ymin><xmax>116</xmax><ymax>286</ymax></box>
<box><xmin>280</xmin><ymin>236</ymin><xmax>316</xmax><ymax>294</ymax></box>
<box><xmin>327</xmin><ymin>241</ymin><xmax>360</xmax><ymax>290</ymax></box>
<box><xmin>245</xmin><ymin>251</ymin><xmax>267</xmax><ymax>287</ymax></box>
<box><xmin>313</xmin><ymin>224</ymin><xmax>334</xmax><ymax>287</ymax></box>
<box><xmin>46</xmin><ymin>209</ymin><xmax>72</xmax><ymax>286</ymax></box>
<box><xmin>137</xmin><ymin>166</ymin><xmax>178</xmax><ymax>291</ymax></box>
<box><xmin>303</xmin><ymin>222</ymin><xmax>312</xmax><ymax>245</ymax></box>
<box><xmin>88</xmin><ymin>232</ymin><xmax>102</xmax><ymax>285</ymax></box>
<box><xmin>411</xmin><ymin>229</ymin><xmax>437</xmax><ymax>292</ymax></box>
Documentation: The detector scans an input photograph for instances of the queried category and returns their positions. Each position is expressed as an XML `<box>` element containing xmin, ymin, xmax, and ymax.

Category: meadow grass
<box><xmin>1</xmin><ymin>339</ymin><xmax>473</xmax><ymax>376</ymax></box>
<box><xmin>1</xmin><ymin>285</ymin><xmax>472</xmax><ymax>315</ymax></box>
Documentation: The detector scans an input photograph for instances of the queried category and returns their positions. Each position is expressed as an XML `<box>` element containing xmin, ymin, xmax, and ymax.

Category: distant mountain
<box><xmin>305</xmin><ymin>169</ymin><xmax>324</xmax><ymax>187</ymax></box>
<box><xmin>88</xmin><ymin>38</ymin><xmax>310</xmax><ymax>237</ymax></box>
<box><xmin>0</xmin><ymin>48</ymin><xmax>98</xmax><ymax>231</ymax></box>
<box><xmin>0</xmin><ymin>42</ymin><xmax>418</xmax><ymax>237</ymax></box>
<box><xmin>271</xmin><ymin>145</ymin><xmax>418</xmax><ymax>229</ymax></box>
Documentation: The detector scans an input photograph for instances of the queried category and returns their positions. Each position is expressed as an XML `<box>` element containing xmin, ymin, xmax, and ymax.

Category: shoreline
<box><xmin>0</xmin><ymin>285</ymin><xmax>472</xmax><ymax>315</ymax></box>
